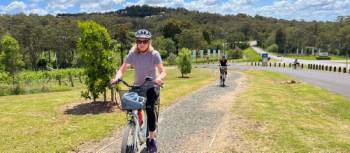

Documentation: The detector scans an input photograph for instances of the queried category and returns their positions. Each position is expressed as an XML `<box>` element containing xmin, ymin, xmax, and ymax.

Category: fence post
<box><xmin>68</xmin><ymin>73</ymin><xmax>74</xmax><ymax>87</ymax></box>
<box><xmin>111</xmin><ymin>87</ymin><xmax>115</xmax><ymax>103</ymax></box>
<box><xmin>56</xmin><ymin>75</ymin><xmax>61</xmax><ymax>86</ymax></box>
<box><xmin>78</xmin><ymin>74</ymin><xmax>83</xmax><ymax>83</ymax></box>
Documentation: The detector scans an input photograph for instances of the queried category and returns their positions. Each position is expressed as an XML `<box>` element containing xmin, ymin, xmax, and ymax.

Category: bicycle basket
<box><xmin>121</xmin><ymin>92</ymin><xmax>146</xmax><ymax>110</ymax></box>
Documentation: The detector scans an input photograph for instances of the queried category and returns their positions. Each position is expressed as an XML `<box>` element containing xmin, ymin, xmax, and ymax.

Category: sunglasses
<box><xmin>136</xmin><ymin>39</ymin><xmax>149</xmax><ymax>44</ymax></box>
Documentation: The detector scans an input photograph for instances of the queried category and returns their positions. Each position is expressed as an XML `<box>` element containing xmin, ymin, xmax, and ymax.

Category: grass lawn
<box><xmin>0</xmin><ymin>67</ymin><xmax>216</xmax><ymax>153</ymax></box>
<box><xmin>283</xmin><ymin>54</ymin><xmax>347</xmax><ymax>60</ymax></box>
<box><xmin>231</xmin><ymin>70</ymin><xmax>350</xmax><ymax>152</ymax></box>
<box><xmin>243</xmin><ymin>48</ymin><xmax>262</xmax><ymax>62</ymax></box>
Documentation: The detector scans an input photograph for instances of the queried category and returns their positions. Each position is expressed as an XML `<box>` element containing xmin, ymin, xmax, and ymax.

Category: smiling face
<box><xmin>136</xmin><ymin>39</ymin><xmax>150</xmax><ymax>53</ymax></box>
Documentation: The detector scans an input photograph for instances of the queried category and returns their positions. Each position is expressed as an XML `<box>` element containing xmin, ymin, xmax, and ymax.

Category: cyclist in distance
<box><xmin>111</xmin><ymin>29</ymin><xmax>166</xmax><ymax>153</ymax></box>
<box><xmin>219</xmin><ymin>55</ymin><xmax>228</xmax><ymax>75</ymax></box>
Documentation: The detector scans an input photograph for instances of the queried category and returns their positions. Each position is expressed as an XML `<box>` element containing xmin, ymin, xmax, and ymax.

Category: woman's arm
<box><xmin>111</xmin><ymin>63</ymin><xmax>130</xmax><ymax>83</ymax></box>
<box><xmin>155</xmin><ymin>63</ymin><xmax>166</xmax><ymax>85</ymax></box>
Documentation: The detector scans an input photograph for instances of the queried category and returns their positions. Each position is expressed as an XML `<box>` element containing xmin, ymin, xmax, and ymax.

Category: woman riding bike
<box><xmin>219</xmin><ymin>55</ymin><xmax>228</xmax><ymax>75</ymax></box>
<box><xmin>111</xmin><ymin>29</ymin><xmax>166</xmax><ymax>153</ymax></box>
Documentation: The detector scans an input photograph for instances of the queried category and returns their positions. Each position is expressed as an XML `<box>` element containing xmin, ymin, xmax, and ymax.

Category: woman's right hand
<box><xmin>110</xmin><ymin>77</ymin><xmax>119</xmax><ymax>85</ymax></box>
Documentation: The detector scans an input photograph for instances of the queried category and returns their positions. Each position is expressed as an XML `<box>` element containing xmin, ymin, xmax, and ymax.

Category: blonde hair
<box><xmin>130</xmin><ymin>40</ymin><xmax>154</xmax><ymax>53</ymax></box>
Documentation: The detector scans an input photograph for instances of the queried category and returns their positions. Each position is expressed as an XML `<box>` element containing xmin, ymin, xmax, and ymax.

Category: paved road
<box><xmin>226</xmin><ymin>64</ymin><xmax>350</xmax><ymax>99</ymax></box>
<box><xmin>251</xmin><ymin>45</ymin><xmax>349</xmax><ymax>68</ymax></box>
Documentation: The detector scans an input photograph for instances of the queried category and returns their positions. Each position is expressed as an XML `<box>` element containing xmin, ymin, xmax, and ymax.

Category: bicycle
<box><xmin>111</xmin><ymin>77</ymin><xmax>161</xmax><ymax>153</ymax></box>
<box><xmin>219</xmin><ymin>66</ymin><xmax>227</xmax><ymax>87</ymax></box>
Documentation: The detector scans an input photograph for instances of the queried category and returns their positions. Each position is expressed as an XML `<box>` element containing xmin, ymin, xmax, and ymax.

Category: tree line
<box><xmin>1</xmin><ymin>5</ymin><xmax>350</xmax><ymax>72</ymax></box>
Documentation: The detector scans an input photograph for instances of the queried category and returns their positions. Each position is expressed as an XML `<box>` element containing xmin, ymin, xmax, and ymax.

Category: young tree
<box><xmin>176</xmin><ymin>48</ymin><xmax>192</xmax><ymax>78</ymax></box>
<box><xmin>0</xmin><ymin>34</ymin><xmax>24</xmax><ymax>86</ymax></box>
<box><xmin>77</xmin><ymin>21</ymin><xmax>118</xmax><ymax>102</ymax></box>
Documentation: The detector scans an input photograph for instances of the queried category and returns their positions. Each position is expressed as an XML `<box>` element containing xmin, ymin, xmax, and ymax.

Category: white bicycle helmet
<box><xmin>121</xmin><ymin>92</ymin><xmax>146</xmax><ymax>110</ymax></box>
<box><xmin>135</xmin><ymin>29</ymin><xmax>152</xmax><ymax>39</ymax></box>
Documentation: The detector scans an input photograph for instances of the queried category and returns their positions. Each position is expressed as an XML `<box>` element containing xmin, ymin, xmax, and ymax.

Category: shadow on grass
<box><xmin>64</xmin><ymin>101</ymin><xmax>120</xmax><ymax>115</ymax></box>
<box><xmin>177</xmin><ymin>76</ymin><xmax>191</xmax><ymax>79</ymax></box>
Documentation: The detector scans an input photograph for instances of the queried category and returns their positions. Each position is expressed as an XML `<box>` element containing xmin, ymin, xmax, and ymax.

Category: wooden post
<box><xmin>68</xmin><ymin>73</ymin><xmax>74</xmax><ymax>87</ymax></box>
<box><xmin>57</xmin><ymin>75</ymin><xmax>61</xmax><ymax>86</ymax></box>
<box><xmin>78</xmin><ymin>74</ymin><xmax>82</xmax><ymax>83</ymax></box>
<box><xmin>104</xmin><ymin>89</ymin><xmax>107</xmax><ymax>102</ymax></box>
<box><xmin>111</xmin><ymin>87</ymin><xmax>115</xmax><ymax>103</ymax></box>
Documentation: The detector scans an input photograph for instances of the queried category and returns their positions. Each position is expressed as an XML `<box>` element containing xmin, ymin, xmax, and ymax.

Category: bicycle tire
<box><xmin>121</xmin><ymin>122</ymin><xmax>137</xmax><ymax>153</ymax></box>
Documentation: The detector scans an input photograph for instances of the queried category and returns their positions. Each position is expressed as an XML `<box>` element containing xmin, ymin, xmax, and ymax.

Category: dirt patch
<box><xmin>280</xmin><ymin>80</ymin><xmax>301</xmax><ymax>85</ymax></box>
<box><xmin>62</xmin><ymin>101</ymin><xmax>122</xmax><ymax>115</ymax></box>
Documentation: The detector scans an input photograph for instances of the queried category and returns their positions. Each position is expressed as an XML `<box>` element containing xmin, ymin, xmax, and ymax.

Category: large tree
<box><xmin>0</xmin><ymin>34</ymin><xmax>24</xmax><ymax>86</ymax></box>
<box><xmin>153</xmin><ymin>36</ymin><xmax>176</xmax><ymax>58</ymax></box>
<box><xmin>77</xmin><ymin>21</ymin><xmax>118</xmax><ymax>102</ymax></box>
<box><xmin>275</xmin><ymin>28</ymin><xmax>287</xmax><ymax>53</ymax></box>
<box><xmin>112</xmin><ymin>24</ymin><xmax>133</xmax><ymax>65</ymax></box>
<box><xmin>176</xmin><ymin>29</ymin><xmax>207</xmax><ymax>50</ymax></box>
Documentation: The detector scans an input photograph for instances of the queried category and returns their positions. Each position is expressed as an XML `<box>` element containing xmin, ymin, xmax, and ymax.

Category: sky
<box><xmin>0</xmin><ymin>0</ymin><xmax>350</xmax><ymax>21</ymax></box>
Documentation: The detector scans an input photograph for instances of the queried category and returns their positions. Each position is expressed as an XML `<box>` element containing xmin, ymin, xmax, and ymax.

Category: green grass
<box><xmin>0</xmin><ymin>68</ymin><xmax>85</xmax><ymax>96</ymax></box>
<box><xmin>0</xmin><ymin>67</ymin><xmax>216</xmax><ymax>153</ymax></box>
<box><xmin>243</xmin><ymin>48</ymin><xmax>262</xmax><ymax>62</ymax></box>
<box><xmin>263</xmin><ymin>49</ymin><xmax>347</xmax><ymax>60</ymax></box>
<box><xmin>231</xmin><ymin>70</ymin><xmax>350</xmax><ymax>152</ymax></box>
<box><xmin>282</xmin><ymin>54</ymin><xmax>347</xmax><ymax>60</ymax></box>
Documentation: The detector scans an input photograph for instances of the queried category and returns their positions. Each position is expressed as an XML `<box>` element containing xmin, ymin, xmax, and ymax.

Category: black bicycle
<box><xmin>111</xmin><ymin>77</ymin><xmax>161</xmax><ymax>153</ymax></box>
<box><xmin>219</xmin><ymin>66</ymin><xmax>227</xmax><ymax>87</ymax></box>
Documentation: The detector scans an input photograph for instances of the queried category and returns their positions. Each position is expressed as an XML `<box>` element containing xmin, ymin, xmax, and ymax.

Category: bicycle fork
<box><xmin>129</xmin><ymin>110</ymin><xmax>148</xmax><ymax>145</ymax></box>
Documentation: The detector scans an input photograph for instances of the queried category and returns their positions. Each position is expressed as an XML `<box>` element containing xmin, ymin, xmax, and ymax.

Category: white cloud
<box><xmin>257</xmin><ymin>0</ymin><xmax>350</xmax><ymax>21</ymax></box>
<box><xmin>26</xmin><ymin>8</ymin><xmax>48</xmax><ymax>15</ymax></box>
<box><xmin>6</xmin><ymin>1</ymin><xmax>26</xmax><ymax>11</ymax></box>
<box><xmin>47</xmin><ymin>0</ymin><xmax>76</xmax><ymax>10</ymax></box>
<box><xmin>80</xmin><ymin>0</ymin><xmax>125</xmax><ymax>12</ymax></box>
<box><xmin>1</xmin><ymin>0</ymin><xmax>350</xmax><ymax>21</ymax></box>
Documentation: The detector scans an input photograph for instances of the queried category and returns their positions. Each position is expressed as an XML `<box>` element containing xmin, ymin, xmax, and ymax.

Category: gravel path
<box><xmin>157</xmin><ymin>71</ymin><xmax>242</xmax><ymax>152</ymax></box>
<box><xmin>77</xmin><ymin>70</ymin><xmax>243</xmax><ymax>153</ymax></box>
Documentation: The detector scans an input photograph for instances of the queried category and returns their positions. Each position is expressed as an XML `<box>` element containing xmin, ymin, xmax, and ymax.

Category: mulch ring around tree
<box><xmin>63</xmin><ymin>101</ymin><xmax>122</xmax><ymax>115</ymax></box>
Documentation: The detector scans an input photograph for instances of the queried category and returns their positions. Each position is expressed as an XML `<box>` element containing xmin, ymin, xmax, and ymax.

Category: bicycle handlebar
<box><xmin>111</xmin><ymin>77</ymin><xmax>163</xmax><ymax>88</ymax></box>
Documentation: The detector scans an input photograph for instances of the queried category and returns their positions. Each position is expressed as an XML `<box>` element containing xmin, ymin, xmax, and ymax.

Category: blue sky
<box><xmin>0</xmin><ymin>0</ymin><xmax>350</xmax><ymax>21</ymax></box>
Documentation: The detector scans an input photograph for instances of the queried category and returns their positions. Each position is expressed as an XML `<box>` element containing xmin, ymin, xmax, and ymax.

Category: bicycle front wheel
<box><xmin>121</xmin><ymin>123</ymin><xmax>137</xmax><ymax>153</ymax></box>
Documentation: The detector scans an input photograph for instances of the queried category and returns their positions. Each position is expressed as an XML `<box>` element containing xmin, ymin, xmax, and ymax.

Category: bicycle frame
<box><xmin>126</xmin><ymin>109</ymin><xmax>148</xmax><ymax>149</ymax></box>
<box><xmin>112</xmin><ymin>77</ymin><xmax>161</xmax><ymax>153</ymax></box>
<box><xmin>219</xmin><ymin>66</ymin><xmax>227</xmax><ymax>86</ymax></box>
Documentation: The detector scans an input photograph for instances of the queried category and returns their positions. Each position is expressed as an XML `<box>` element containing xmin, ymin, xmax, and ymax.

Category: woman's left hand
<box><xmin>154</xmin><ymin>78</ymin><xmax>163</xmax><ymax>86</ymax></box>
